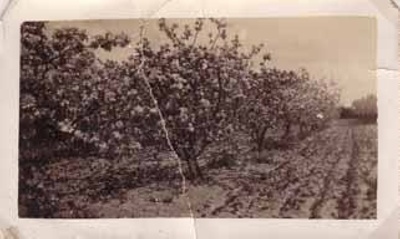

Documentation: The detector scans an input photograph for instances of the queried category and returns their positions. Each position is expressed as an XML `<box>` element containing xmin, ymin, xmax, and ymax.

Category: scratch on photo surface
<box><xmin>0</xmin><ymin>0</ymin><xmax>19</xmax><ymax>54</ymax></box>
<box><xmin>130</xmin><ymin>1</ymin><xmax>201</xmax><ymax>236</ymax></box>
<box><xmin>137</xmin><ymin>14</ymin><xmax>198</xmax><ymax>239</ymax></box>
<box><xmin>0</xmin><ymin>227</ymin><xmax>19</xmax><ymax>239</ymax></box>
<box><xmin>0</xmin><ymin>0</ymin><xmax>18</xmax><ymax>20</ymax></box>
<box><xmin>145</xmin><ymin>0</ymin><xmax>174</xmax><ymax>18</ymax></box>
<box><xmin>367</xmin><ymin>206</ymin><xmax>398</xmax><ymax>238</ymax></box>
<box><xmin>389</xmin><ymin>0</ymin><xmax>400</xmax><ymax>10</ymax></box>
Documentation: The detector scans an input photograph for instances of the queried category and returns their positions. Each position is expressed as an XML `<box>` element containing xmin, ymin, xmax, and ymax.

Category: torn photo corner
<box><xmin>0</xmin><ymin>0</ymin><xmax>399</xmax><ymax>239</ymax></box>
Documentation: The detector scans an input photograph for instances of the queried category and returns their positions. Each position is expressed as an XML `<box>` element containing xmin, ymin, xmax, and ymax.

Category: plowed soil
<box><xmin>19</xmin><ymin>120</ymin><xmax>377</xmax><ymax>218</ymax></box>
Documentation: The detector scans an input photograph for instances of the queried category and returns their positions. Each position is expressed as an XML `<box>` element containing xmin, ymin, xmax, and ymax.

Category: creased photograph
<box><xmin>18</xmin><ymin>17</ymin><xmax>378</xmax><ymax>219</ymax></box>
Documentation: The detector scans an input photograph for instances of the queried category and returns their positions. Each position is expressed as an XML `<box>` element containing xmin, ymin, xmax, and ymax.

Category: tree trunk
<box><xmin>177</xmin><ymin>145</ymin><xmax>205</xmax><ymax>181</ymax></box>
<box><xmin>256</xmin><ymin>134</ymin><xmax>264</xmax><ymax>152</ymax></box>
<box><xmin>283</xmin><ymin>122</ymin><xmax>291</xmax><ymax>140</ymax></box>
<box><xmin>185</xmin><ymin>155</ymin><xmax>204</xmax><ymax>181</ymax></box>
<box><xmin>184</xmin><ymin>157</ymin><xmax>195</xmax><ymax>180</ymax></box>
<box><xmin>192</xmin><ymin>157</ymin><xmax>204</xmax><ymax>180</ymax></box>
<box><xmin>299</xmin><ymin>124</ymin><xmax>304</xmax><ymax>138</ymax></box>
<box><xmin>255</xmin><ymin>126</ymin><xmax>268</xmax><ymax>152</ymax></box>
<box><xmin>137</xmin><ymin>155</ymin><xmax>143</xmax><ymax>184</ymax></box>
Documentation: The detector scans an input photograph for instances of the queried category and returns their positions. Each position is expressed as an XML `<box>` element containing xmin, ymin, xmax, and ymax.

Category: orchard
<box><xmin>19</xmin><ymin>18</ymin><xmax>379</xmax><ymax>219</ymax></box>
<box><xmin>20</xmin><ymin>18</ymin><xmax>341</xmax><ymax>180</ymax></box>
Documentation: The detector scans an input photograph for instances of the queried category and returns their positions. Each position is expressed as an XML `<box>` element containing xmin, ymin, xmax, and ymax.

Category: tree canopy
<box><xmin>20</xmin><ymin>19</ymin><xmax>341</xmax><ymax>179</ymax></box>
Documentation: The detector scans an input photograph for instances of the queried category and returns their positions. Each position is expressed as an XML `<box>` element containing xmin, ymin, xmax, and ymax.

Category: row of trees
<box><xmin>20</xmin><ymin>19</ymin><xmax>340</xmax><ymax>179</ymax></box>
<box><xmin>339</xmin><ymin>94</ymin><xmax>377</xmax><ymax>122</ymax></box>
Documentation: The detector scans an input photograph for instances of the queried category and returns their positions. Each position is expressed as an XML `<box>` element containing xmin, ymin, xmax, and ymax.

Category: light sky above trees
<box><xmin>48</xmin><ymin>17</ymin><xmax>376</xmax><ymax>106</ymax></box>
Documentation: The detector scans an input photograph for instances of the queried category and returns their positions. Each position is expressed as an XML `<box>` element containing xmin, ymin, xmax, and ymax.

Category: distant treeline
<box><xmin>339</xmin><ymin>94</ymin><xmax>377</xmax><ymax>123</ymax></box>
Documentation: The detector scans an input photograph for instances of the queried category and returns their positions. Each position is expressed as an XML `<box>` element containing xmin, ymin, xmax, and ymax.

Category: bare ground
<box><xmin>19</xmin><ymin>120</ymin><xmax>377</xmax><ymax>218</ymax></box>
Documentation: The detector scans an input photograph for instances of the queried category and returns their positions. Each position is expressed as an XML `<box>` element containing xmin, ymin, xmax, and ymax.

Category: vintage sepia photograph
<box><xmin>18</xmin><ymin>17</ymin><xmax>377</xmax><ymax>219</ymax></box>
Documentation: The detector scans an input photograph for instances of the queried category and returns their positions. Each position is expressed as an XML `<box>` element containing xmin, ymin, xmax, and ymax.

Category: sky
<box><xmin>48</xmin><ymin>17</ymin><xmax>377</xmax><ymax>106</ymax></box>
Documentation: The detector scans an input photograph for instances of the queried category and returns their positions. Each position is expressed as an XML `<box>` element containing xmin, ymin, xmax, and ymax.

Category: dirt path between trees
<box><xmin>82</xmin><ymin>121</ymin><xmax>377</xmax><ymax>218</ymax></box>
<box><xmin>21</xmin><ymin>120</ymin><xmax>376</xmax><ymax>218</ymax></box>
